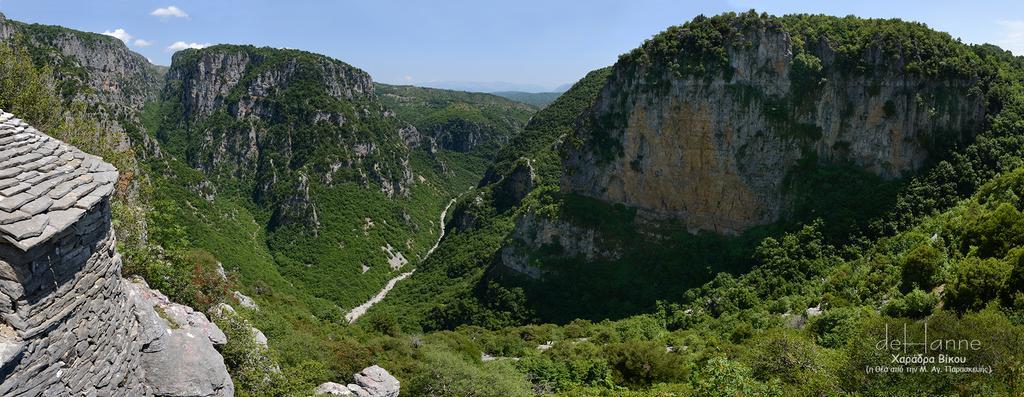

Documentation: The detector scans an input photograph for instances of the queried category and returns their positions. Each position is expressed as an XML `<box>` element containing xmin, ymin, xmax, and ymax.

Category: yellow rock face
<box><xmin>562</xmin><ymin>27</ymin><xmax>985</xmax><ymax>235</ymax></box>
<box><xmin>596</xmin><ymin>98</ymin><xmax>768</xmax><ymax>234</ymax></box>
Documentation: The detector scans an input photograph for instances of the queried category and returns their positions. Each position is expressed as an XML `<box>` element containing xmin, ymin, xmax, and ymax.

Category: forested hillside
<box><xmin>375</xmin><ymin>83</ymin><xmax>537</xmax><ymax>158</ymax></box>
<box><xmin>492</xmin><ymin>91</ymin><xmax>563</xmax><ymax>108</ymax></box>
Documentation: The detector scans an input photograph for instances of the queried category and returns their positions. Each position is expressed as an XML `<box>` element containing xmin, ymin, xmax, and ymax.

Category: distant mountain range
<box><xmin>415</xmin><ymin>80</ymin><xmax>568</xmax><ymax>93</ymax></box>
<box><xmin>490</xmin><ymin>91</ymin><xmax>562</xmax><ymax>107</ymax></box>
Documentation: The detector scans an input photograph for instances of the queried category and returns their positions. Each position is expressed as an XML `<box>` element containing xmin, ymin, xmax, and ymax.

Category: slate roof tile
<box><xmin>0</xmin><ymin>110</ymin><xmax>119</xmax><ymax>251</ymax></box>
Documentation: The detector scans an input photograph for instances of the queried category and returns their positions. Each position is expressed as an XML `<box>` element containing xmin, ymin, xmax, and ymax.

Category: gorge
<box><xmin>2</xmin><ymin>7</ymin><xmax>1024</xmax><ymax>397</ymax></box>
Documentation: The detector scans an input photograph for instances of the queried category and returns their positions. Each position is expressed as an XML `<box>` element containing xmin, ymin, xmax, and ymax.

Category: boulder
<box><xmin>128</xmin><ymin>277</ymin><xmax>233</xmax><ymax>396</ymax></box>
<box><xmin>141</xmin><ymin>330</ymin><xmax>235</xmax><ymax>397</ymax></box>
<box><xmin>315</xmin><ymin>382</ymin><xmax>354</xmax><ymax>396</ymax></box>
<box><xmin>234</xmin><ymin>290</ymin><xmax>259</xmax><ymax>311</ymax></box>
<box><xmin>252</xmin><ymin>327</ymin><xmax>269</xmax><ymax>349</ymax></box>
<box><xmin>349</xmin><ymin>365</ymin><xmax>400</xmax><ymax>397</ymax></box>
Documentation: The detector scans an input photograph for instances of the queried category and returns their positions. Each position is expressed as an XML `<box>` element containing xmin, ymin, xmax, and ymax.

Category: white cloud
<box><xmin>404</xmin><ymin>75</ymin><xmax>413</xmax><ymax>81</ymax></box>
<box><xmin>102</xmin><ymin>28</ymin><xmax>133</xmax><ymax>43</ymax></box>
<box><xmin>133</xmin><ymin>39</ymin><xmax>154</xmax><ymax>47</ymax></box>
<box><xmin>997</xmin><ymin>20</ymin><xmax>1024</xmax><ymax>56</ymax></box>
<box><xmin>151</xmin><ymin>6</ymin><xmax>189</xmax><ymax>19</ymax></box>
<box><xmin>166</xmin><ymin>41</ymin><xmax>211</xmax><ymax>52</ymax></box>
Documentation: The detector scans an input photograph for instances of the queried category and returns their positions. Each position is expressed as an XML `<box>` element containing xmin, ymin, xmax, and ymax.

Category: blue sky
<box><xmin>0</xmin><ymin>1</ymin><xmax>1021</xmax><ymax>91</ymax></box>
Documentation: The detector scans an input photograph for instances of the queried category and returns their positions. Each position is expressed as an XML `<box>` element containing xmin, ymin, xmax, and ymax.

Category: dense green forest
<box><xmin>5</xmin><ymin>9</ymin><xmax>1024</xmax><ymax>397</ymax></box>
<box><xmin>375</xmin><ymin>83</ymin><xmax>537</xmax><ymax>158</ymax></box>
<box><xmin>491</xmin><ymin>91</ymin><xmax>564</xmax><ymax>108</ymax></box>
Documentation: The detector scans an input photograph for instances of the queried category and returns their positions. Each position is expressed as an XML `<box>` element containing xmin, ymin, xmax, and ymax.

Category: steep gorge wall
<box><xmin>562</xmin><ymin>19</ymin><xmax>986</xmax><ymax>234</ymax></box>
<box><xmin>0</xmin><ymin>111</ymin><xmax>231</xmax><ymax>396</ymax></box>
<box><xmin>0</xmin><ymin>12</ymin><xmax>164</xmax><ymax>126</ymax></box>
<box><xmin>158</xmin><ymin>46</ymin><xmax>418</xmax><ymax>227</ymax></box>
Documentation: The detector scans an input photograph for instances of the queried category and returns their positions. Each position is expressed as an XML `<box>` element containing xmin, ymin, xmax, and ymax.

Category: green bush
<box><xmin>945</xmin><ymin>257</ymin><xmax>1012</xmax><ymax>312</ymax></box>
<box><xmin>882</xmin><ymin>288</ymin><xmax>939</xmax><ymax>318</ymax></box>
<box><xmin>901</xmin><ymin>244</ymin><xmax>944</xmax><ymax>292</ymax></box>
<box><xmin>604</xmin><ymin>341</ymin><xmax>685</xmax><ymax>387</ymax></box>
<box><xmin>407</xmin><ymin>347</ymin><xmax>532</xmax><ymax>397</ymax></box>
<box><xmin>690</xmin><ymin>356</ymin><xmax>782</xmax><ymax>397</ymax></box>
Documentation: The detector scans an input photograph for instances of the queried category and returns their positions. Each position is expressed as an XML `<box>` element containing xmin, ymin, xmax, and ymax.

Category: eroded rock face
<box><xmin>492</xmin><ymin>159</ymin><xmax>536</xmax><ymax>212</ymax></box>
<box><xmin>159</xmin><ymin>46</ymin><xmax>417</xmax><ymax>229</ymax></box>
<box><xmin>562</xmin><ymin>23</ymin><xmax>985</xmax><ymax>234</ymax></box>
<box><xmin>0</xmin><ymin>17</ymin><xmax>163</xmax><ymax>132</ymax></box>
<box><xmin>498</xmin><ymin>212</ymin><xmax>618</xmax><ymax>280</ymax></box>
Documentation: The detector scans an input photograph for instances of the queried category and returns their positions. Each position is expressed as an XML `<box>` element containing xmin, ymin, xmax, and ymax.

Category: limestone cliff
<box><xmin>375</xmin><ymin>83</ymin><xmax>537</xmax><ymax>158</ymax></box>
<box><xmin>157</xmin><ymin>45</ymin><xmax>417</xmax><ymax>228</ymax></box>
<box><xmin>0</xmin><ymin>13</ymin><xmax>164</xmax><ymax>131</ymax></box>
<box><xmin>562</xmin><ymin>14</ymin><xmax>986</xmax><ymax>234</ymax></box>
<box><xmin>0</xmin><ymin>111</ymin><xmax>231</xmax><ymax>396</ymax></box>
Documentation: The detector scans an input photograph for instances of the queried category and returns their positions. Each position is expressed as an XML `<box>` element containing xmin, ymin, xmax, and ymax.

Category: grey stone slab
<box><xmin>0</xmin><ymin>209</ymin><xmax>30</xmax><ymax>225</ymax></box>
<box><xmin>0</xmin><ymin>177</ymin><xmax>19</xmax><ymax>190</ymax></box>
<box><xmin>0</xmin><ymin>192</ymin><xmax>34</xmax><ymax>212</ymax></box>
<box><xmin>0</xmin><ymin>214</ymin><xmax>48</xmax><ymax>240</ymax></box>
<box><xmin>14</xmin><ymin>170</ymin><xmax>38</xmax><ymax>182</ymax></box>
<box><xmin>46</xmin><ymin>208</ymin><xmax>85</xmax><ymax>232</ymax></box>
<box><xmin>0</xmin><ymin>182</ymin><xmax>29</xmax><ymax>197</ymax></box>
<box><xmin>74</xmin><ymin>194</ymin><xmax>102</xmax><ymax>210</ymax></box>
<box><xmin>0</xmin><ymin>167</ymin><xmax>19</xmax><ymax>179</ymax></box>
<box><xmin>21</xmin><ymin>197</ymin><xmax>54</xmax><ymax>216</ymax></box>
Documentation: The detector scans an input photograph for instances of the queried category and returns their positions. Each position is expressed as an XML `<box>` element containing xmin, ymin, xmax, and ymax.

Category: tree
<box><xmin>901</xmin><ymin>244</ymin><xmax>943</xmax><ymax>292</ymax></box>
<box><xmin>945</xmin><ymin>257</ymin><xmax>1012</xmax><ymax>312</ymax></box>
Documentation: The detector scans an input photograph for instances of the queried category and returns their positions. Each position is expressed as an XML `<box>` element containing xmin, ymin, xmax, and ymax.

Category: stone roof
<box><xmin>0</xmin><ymin>110</ymin><xmax>118</xmax><ymax>251</ymax></box>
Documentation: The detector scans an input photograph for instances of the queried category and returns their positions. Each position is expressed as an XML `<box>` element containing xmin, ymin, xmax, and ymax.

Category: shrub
<box><xmin>883</xmin><ymin>288</ymin><xmax>939</xmax><ymax>318</ymax></box>
<box><xmin>604</xmin><ymin>341</ymin><xmax>685</xmax><ymax>387</ymax></box>
<box><xmin>690</xmin><ymin>356</ymin><xmax>782</xmax><ymax>397</ymax></box>
<box><xmin>945</xmin><ymin>257</ymin><xmax>1012</xmax><ymax>312</ymax></box>
<box><xmin>408</xmin><ymin>347</ymin><xmax>532</xmax><ymax>397</ymax></box>
<box><xmin>808</xmin><ymin>306</ymin><xmax>869</xmax><ymax>348</ymax></box>
<box><xmin>901</xmin><ymin>244</ymin><xmax>944</xmax><ymax>292</ymax></box>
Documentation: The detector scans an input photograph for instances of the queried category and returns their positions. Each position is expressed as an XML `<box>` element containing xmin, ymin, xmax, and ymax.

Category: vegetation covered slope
<box><xmin>384</xmin><ymin>11</ymin><xmax>1017</xmax><ymax>326</ymax></box>
<box><xmin>141</xmin><ymin>43</ymin><xmax>496</xmax><ymax>329</ymax></box>
<box><xmin>375</xmin><ymin>83</ymin><xmax>537</xmax><ymax>158</ymax></box>
<box><xmin>361</xmin><ymin>12</ymin><xmax>1024</xmax><ymax>395</ymax></box>
<box><xmin>492</xmin><ymin>91</ymin><xmax>563</xmax><ymax>108</ymax></box>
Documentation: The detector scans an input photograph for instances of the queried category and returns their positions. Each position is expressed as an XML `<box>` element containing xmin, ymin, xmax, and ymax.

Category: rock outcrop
<box><xmin>0</xmin><ymin>16</ymin><xmax>164</xmax><ymax>131</ymax></box>
<box><xmin>562</xmin><ymin>16</ymin><xmax>985</xmax><ymax>234</ymax></box>
<box><xmin>158</xmin><ymin>45</ymin><xmax>417</xmax><ymax>228</ymax></box>
<box><xmin>498</xmin><ymin>212</ymin><xmax>617</xmax><ymax>279</ymax></box>
<box><xmin>0</xmin><ymin>111</ymin><xmax>231</xmax><ymax>396</ymax></box>
<box><xmin>316</xmin><ymin>365</ymin><xmax>400</xmax><ymax>397</ymax></box>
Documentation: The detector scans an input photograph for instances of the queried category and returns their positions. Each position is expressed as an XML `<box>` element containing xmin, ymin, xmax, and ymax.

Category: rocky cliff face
<box><xmin>0</xmin><ymin>14</ymin><xmax>164</xmax><ymax>131</ymax></box>
<box><xmin>0</xmin><ymin>111</ymin><xmax>231</xmax><ymax>396</ymax></box>
<box><xmin>375</xmin><ymin>84</ymin><xmax>536</xmax><ymax>159</ymax></box>
<box><xmin>158</xmin><ymin>46</ymin><xmax>417</xmax><ymax>227</ymax></box>
<box><xmin>562</xmin><ymin>17</ymin><xmax>985</xmax><ymax>234</ymax></box>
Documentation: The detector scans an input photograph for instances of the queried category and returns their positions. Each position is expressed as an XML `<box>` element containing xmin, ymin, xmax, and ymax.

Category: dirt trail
<box><xmin>345</xmin><ymin>196</ymin><xmax>459</xmax><ymax>323</ymax></box>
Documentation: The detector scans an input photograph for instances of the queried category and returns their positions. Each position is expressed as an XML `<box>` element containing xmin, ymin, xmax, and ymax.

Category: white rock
<box><xmin>251</xmin><ymin>327</ymin><xmax>268</xmax><ymax>349</ymax></box>
<box><xmin>316</xmin><ymin>382</ymin><xmax>353</xmax><ymax>396</ymax></box>
<box><xmin>233</xmin><ymin>290</ymin><xmax>258</xmax><ymax>311</ymax></box>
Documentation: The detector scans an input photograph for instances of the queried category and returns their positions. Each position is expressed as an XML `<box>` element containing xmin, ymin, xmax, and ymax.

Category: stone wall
<box><xmin>0</xmin><ymin>111</ymin><xmax>232</xmax><ymax>396</ymax></box>
<box><xmin>0</xmin><ymin>199</ymin><xmax>150</xmax><ymax>395</ymax></box>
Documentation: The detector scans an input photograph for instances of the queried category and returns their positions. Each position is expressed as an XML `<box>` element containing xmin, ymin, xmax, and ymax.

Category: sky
<box><xmin>0</xmin><ymin>1</ymin><xmax>1021</xmax><ymax>92</ymax></box>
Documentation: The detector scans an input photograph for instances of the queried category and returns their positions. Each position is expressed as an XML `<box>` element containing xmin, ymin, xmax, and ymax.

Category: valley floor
<box><xmin>346</xmin><ymin>195</ymin><xmax>461</xmax><ymax>323</ymax></box>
